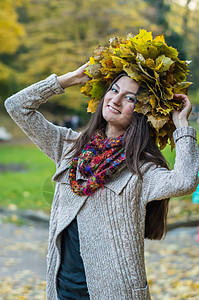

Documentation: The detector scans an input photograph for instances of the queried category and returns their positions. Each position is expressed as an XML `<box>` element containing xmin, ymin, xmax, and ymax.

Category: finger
<box><xmin>173</xmin><ymin>94</ymin><xmax>190</xmax><ymax>103</ymax></box>
<box><xmin>77</xmin><ymin>63</ymin><xmax>89</xmax><ymax>72</ymax></box>
<box><xmin>83</xmin><ymin>62</ymin><xmax>89</xmax><ymax>67</ymax></box>
<box><xmin>81</xmin><ymin>74</ymin><xmax>91</xmax><ymax>84</ymax></box>
<box><xmin>84</xmin><ymin>76</ymin><xmax>90</xmax><ymax>82</ymax></box>
<box><xmin>182</xmin><ymin>97</ymin><xmax>191</xmax><ymax>108</ymax></box>
<box><xmin>173</xmin><ymin>93</ymin><xmax>189</xmax><ymax>97</ymax></box>
<box><xmin>81</xmin><ymin>63</ymin><xmax>89</xmax><ymax>70</ymax></box>
<box><xmin>173</xmin><ymin>94</ymin><xmax>191</xmax><ymax>107</ymax></box>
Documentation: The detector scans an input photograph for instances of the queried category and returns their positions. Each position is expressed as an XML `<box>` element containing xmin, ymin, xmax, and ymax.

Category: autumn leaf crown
<box><xmin>81</xmin><ymin>29</ymin><xmax>191</xmax><ymax>149</ymax></box>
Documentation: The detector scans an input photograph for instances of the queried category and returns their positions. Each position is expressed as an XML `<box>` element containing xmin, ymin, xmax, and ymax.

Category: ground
<box><xmin>0</xmin><ymin>211</ymin><xmax>198</xmax><ymax>300</ymax></box>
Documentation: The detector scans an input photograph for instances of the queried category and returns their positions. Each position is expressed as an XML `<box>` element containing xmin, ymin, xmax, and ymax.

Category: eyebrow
<box><xmin>114</xmin><ymin>83</ymin><xmax>138</xmax><ymax>96</ymax></box>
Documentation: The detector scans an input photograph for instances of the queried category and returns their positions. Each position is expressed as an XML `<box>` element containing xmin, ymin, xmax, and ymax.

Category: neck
<box><xmin>105</xmin><ymin>124</ymin><xmax>125</xmax><ymax>138</ymax></box>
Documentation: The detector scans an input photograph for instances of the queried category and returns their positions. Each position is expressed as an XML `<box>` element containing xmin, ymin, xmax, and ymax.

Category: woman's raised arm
<box><xmin>4</xmin><ymin>63</ymin><xmax>89</xmax><ymax>164</ymax></box>
<box><xmin>142</xmin><ymin>95</ymin><xmax>199</xmax><ymax>202</ymax></box>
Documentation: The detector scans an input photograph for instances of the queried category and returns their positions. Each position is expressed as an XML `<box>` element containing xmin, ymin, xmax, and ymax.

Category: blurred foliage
<box><xmin>0</xmin><ymin>0</ymin><xmax>26</xmax><ymax>54</ymax></box>
<box><xmin>0</xmin><ymin>0</ymin><xmax>199</xmax><ymax>112</ymax></box>
<box><xmin>0</xmin><ymin>0</ymin><xmax>26</xmax><ymax>101</ymax></box>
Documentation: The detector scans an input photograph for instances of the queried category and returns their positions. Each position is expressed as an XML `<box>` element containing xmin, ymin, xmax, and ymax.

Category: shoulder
<box><xmin>140</xmin><ymin>161</ymin><xmax>157</xmax><ymax>175</ymax></box>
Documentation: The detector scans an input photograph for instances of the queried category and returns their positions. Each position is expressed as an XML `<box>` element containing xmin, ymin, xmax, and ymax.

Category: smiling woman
<box><xmin>103</xmin><ymin>76</ymin><xmax>140</xmax><ymax>138</ymax></box>
<box><xmin>4</xmin><ymin>29</ymin><xmax>199</xmax><ymax>300</ymax></box>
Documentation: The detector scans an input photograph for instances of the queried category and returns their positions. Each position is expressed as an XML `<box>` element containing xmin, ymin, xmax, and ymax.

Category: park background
<box><xmin>0</xmin><ymin>0</ymin><xmax>199</xmax><ymax>299</ymax></box>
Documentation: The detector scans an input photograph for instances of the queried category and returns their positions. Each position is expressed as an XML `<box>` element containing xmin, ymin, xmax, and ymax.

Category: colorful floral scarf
<box><xmin>69</xmin><ymin>129</ymin><xmax>125</xmax><ymax>196</ymax></box>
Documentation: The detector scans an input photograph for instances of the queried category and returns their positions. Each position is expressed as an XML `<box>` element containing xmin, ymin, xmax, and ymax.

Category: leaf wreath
<box><xmin>81</xmin><ymin>29</ymin><xmax>192</xmax><ymax>150</ymax></box>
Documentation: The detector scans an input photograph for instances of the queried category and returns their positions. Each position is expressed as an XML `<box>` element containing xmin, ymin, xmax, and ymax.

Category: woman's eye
<box><xmin>126</xmin><ymin>95</ymin><xmax>136</xmax><ymax>102</ymax></box>
<box><xmin>111</xmin><ymin>87</ymin><xmax>118</xmax><ymax>93</ymax></box>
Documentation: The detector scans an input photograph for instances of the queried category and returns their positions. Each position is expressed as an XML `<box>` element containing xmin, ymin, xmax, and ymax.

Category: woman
<box><xmin>4</xmin><ymin>29</ymin><xmax>199</xmax><ymax>300</ymax></box>
<box><xmin>4</xmin><ymin>63</ymin><xmax>199</xmax><ymax>300</ymax></box>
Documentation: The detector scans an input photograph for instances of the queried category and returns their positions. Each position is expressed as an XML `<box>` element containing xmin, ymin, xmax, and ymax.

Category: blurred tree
<box><xmin>167</xmin><ymin>0</ymin><xmax>199</xmax><ymax>98</ymax></box>
<box><xmin>144</xmin><ymin>0</ymin><xmax>199</xmax><ymax>100</ymax></box>
<box><xmin>143</xmin><ymin>0</ymin><xmax>170</xmax><ymax>33</ymax></box>
<box><xmin>180</xmin><ymin>0</ymin><xmax>199</xmax><ymax>95</ymax></box>
<box><xmin>0</xmin><ymin>0</ymin><xmax>26</xmax><ymax>103</ymax></box>
<box><xmin>0</xmin><ymin>0</ymin><xmax>26</xmax><ymax>54</ymax></box>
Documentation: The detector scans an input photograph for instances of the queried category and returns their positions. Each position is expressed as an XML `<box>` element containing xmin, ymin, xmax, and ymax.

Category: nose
<box><xmin>111</xmin><ymin>94</ymin><xmax>122</xmax><ymax>106</ymax></box>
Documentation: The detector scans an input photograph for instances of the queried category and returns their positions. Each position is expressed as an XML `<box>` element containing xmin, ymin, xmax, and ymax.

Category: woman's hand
<box><xmin>58</xmin><ymin>63</ymin><xmax>90</xmax><ymax>89</ymax></box>
<box><xmin>172</xmin><ymin>94</ymin><xmax>192</xmax><ymax>128</ymax></box>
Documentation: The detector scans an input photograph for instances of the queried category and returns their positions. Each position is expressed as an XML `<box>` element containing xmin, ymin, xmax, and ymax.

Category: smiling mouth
<box><xmin>108</xmin><ymin>105</ymin><xmax>121</xmax><ymax>114</ymax></box>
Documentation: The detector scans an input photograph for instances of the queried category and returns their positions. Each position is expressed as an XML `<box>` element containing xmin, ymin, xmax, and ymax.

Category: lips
<box><xmin>108</xmin><ymin>105</ymin><xmax>121</xmax><ymax>114</ymax></box>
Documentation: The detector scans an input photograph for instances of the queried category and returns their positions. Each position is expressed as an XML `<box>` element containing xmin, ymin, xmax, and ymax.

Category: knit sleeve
<box><xmin>4</xmin><ymin>74</ymin><xmax>79</xmax><ymax>164</ymax></box>
<box><xmin>142</xmin><ymin>126</ymin><xmax>199</xmax><ymax>203</ymax></box>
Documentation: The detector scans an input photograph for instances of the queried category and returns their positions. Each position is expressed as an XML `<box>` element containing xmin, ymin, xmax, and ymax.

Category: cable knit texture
<box><xmin>4</xmin><ymin>74</ymin><xmax>199</xmax><ymax>300</ymax></box>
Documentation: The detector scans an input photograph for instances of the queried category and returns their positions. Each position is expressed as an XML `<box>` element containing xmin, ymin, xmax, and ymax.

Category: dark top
<box><xmin>57</xmin><ymin>217</ymin><xmax>90</xmax><ymax>300</ymax></box>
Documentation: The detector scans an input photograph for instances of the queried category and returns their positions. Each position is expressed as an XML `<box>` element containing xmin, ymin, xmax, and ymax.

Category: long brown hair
<box><xmin>69</xmin><ymin>73</ymin><xmax>170</xmax><ymax>240</ymax></box>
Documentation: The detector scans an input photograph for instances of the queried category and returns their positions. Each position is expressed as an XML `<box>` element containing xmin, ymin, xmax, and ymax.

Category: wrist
<box><xmin>175</xmin><ymin>119</ymin><xmax>189</xmax><ymax>128</ymax></box>
<box><xmin>57</xmin><ymin>72</ymin><xmax>78</xmax><ymax>89</ymax></box>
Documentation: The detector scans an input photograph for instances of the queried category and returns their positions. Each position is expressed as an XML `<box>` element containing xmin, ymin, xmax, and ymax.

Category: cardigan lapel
<box><xmin>104</xmin><ymin>167</ymin><xmax>133</xmax><ymax>195</ymax></box>
<box><xmin>104</xmin><ymin>162</ymin><xmax>154</xmax><ymax>195</ymax></box>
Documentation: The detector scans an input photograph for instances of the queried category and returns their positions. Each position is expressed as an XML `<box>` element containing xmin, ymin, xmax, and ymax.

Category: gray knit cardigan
<box><xmin>5</xmin><ymin>74</ymin><xmax>199</xmax><ymax>300</ymax></box>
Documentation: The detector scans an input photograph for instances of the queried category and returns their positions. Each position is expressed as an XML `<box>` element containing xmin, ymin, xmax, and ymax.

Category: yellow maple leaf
<box><xmin>111</xmin><ymin>56</ymin><xmax>127</xmax><ymax>71</ymax></box>
<box><xmin>164</xmin><ymin>86</ymin><xmax>174</xmax><ymax>100</ymax></box>
<box><xmin>131</xmin><ymin>29</ymin><xmax>153</xmax><ymax>45</ymax></box>
<box><xmin>87</xmin><ymin>99</ymin><xmax>100</xmax><ymax>113</ymax></box>
<box><xmin>80</xmin><ymin>81</ymin><xmax>92</xmax><ymax>96</ymax></box>
<box><xmin>117</xmin><ymin>44</ymin><xmax>135</xmax><ymax>58</ymax></box>
<box><xmin>174</xmin><ymin>81</ymin><xmax>192</xmax><ymax>94</ymax></box>
<box><xmin>149</xmin><ymin>95</ymin><xmax>157</xmax><ymax>109</ymax></box>
<box><xmin>89</xmin><ymin>56</ymin><xmax>95</xmax><ymax>65</ymax></box>
<box><xmin>137</xmin><ymin>91</ymin><xmax>150</xmax><ymax>105</ymax></box>
<box><xmin>148</xmin><ymin>114</ymin><xmax>169</xmax><ymax>131</ymax></box>
<box><xmin>154</xmin><ymin>34</ymin><xmax>165</xmax><ymax>44</ymax></box>
<box><xmin>146</xmin><ymin>58</ymin><xmax>155</xmax><ymax>69</ymax></box>
<box><xmin>123</xmin><ymin>66</ymin><xmax>140</xmax><ymax>81</ymax></box>
<box><xmin>156</xmin><ymin>55</ymin><xmax>175</xmax><ymax>72</ymax></box>
<box><xmin>134</xmin><ymin>103</ymin><xmax>151</xmax><ymax>115</ymax></box>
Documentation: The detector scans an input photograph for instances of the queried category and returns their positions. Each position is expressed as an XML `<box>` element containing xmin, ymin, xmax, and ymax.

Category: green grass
<box><xmin>0</xmin><ymin>143</ymin><xmax>55</xmax><ymax>213</ymax></box>
<box><xmin>162</xmin><ymin>146</ymin><xmax>175</xmax><ymax>169</ymax></box>
<box><xmin>161</xmin><ymin>120</ymin><xmax>199</xmax><ymax>169</ymax></box>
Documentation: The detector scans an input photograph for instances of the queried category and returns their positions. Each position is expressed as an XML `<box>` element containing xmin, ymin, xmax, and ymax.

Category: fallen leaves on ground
<box><xmin>168</xmin><ymin>196</ymin><xmax>199</xmax><ymax>224</ymax></box>
<box><xmin>0</xmin><ymin>273</ymin><xmax>46</xmax><ymax>300</ymax></box>
<box><xmin>145</xmin><ymin>227</ymin><xmax>199</xmax><ymax>299</ymax></box>
<box><xmin>0</xmin><ymin>213</ymin><xmax>199</xmax><ymax>299</ymax></box>
<box><xmin>0</xmin><ymin>217</ymin><xmax>48</xmax><ymax>300</ymax></box>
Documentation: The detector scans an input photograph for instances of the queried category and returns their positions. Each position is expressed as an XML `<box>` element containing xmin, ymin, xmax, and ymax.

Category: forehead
<box><xmin>114</xmin><ymin>76</ymin><xmax>139</xmax><ymax>92</ymax></box>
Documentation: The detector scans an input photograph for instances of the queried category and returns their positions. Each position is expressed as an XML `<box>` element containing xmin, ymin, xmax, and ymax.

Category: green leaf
<box><xmin>90</xmin><ymin>81</ymin><xmax>106</xmax><ymax>99</ymax></box>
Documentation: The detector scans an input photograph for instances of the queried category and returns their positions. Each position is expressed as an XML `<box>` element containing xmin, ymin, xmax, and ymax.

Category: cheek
<box><xmin>103</xmin><ymin>95</ymin><xmax>108</xmax><ymax>108</ymax></box>
<box><xmin>125</xmin><ymin>104</ymin><xmax>135</xmax><ymax>115</ymax></box>
<box><xmin>102</xmin><ymin>99</ymin><xmax>107</xmax><ymax>114</ymax></box>
<box><xmin>123</xmin><ymin>104</ymin><xmax>134</xmax><ymax>126</ymax></box>
<box><xmin>102</xmin><ymin>95</ymin><xmax>110</xmax><ymax>114</ymax></box>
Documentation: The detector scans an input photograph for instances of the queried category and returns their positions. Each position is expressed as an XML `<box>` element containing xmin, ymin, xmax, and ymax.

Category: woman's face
<box><xmin>102</xmin><ymin>76</ymin><xmax>139</xmax><ymax>137</ymax></box>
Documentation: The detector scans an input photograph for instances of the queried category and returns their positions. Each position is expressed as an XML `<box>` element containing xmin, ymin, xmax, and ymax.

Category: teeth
<box><xmin>109</xmin><ymin>106</ymin><xmax>119</xmax><ymax>113</ymax></box>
